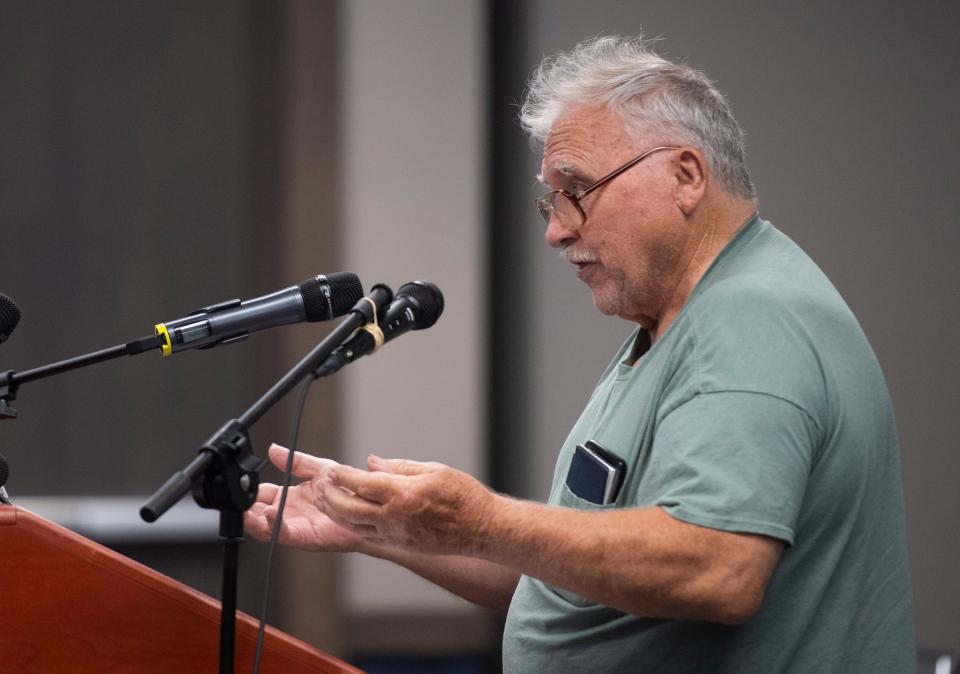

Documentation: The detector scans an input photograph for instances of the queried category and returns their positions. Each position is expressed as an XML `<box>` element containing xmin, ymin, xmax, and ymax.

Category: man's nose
<box><xmin>544</xmin><ymin>214</ymin><xmax>579</xmax><ymax>249</ymax></box>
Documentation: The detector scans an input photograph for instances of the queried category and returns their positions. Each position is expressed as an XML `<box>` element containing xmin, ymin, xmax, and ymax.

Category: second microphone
<box><xmin>313</xmin><ymin>281</ymin><xmax>444</xmax><ymax>378</ymax></box>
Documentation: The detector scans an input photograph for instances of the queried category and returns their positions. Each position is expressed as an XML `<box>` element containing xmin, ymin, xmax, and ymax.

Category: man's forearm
<box><xmin>361</xmin><ymin>543</ymin><xmax>520</xmax><ymax>611</ymax></box>
<box><xmin>317</xmin><ymin>458</ymin><xmax>779</xmax><ymax>622</ymax></box>
<box><xmin>471</xmin><ymin>495</ymin><xmax>781</xmax><ymax>624</ymax></box>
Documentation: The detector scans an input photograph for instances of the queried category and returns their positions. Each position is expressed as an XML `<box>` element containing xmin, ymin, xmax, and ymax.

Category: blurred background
<box><xmin>0</xmin><ymin>1</ymin><xmax>956</xmax><ymax>672</ymax></box>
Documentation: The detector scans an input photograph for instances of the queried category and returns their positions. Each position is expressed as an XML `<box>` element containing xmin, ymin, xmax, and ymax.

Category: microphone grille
<box><xmin>397</xmin><ymin>281</ymin><xmax>444</xmax><ymax>329</ymax></box>
<box><xmin>0</xmin><ymin>452</ymin><xmax>9</xmax><ymax>489</ymax></box>
<box><xmin>299</xmin><ymin>272</ymin><xmax>363</xmax><ymax>321</ymax></box>
<box><xmin>0</xmin><ymin>293</ymin><xmax>21</xmax><ymax>344</ymax></box>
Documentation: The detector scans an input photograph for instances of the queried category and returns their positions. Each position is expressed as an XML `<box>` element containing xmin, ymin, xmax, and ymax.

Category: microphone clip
<box><xmin>0</xmin><ymin>370</ymin><xmax>19</xmax><ymax>420</ymax></box>
<box><xmin>191</xmin><ymin>419</ymin><xmax>263</xmax><ymax>514</ymax></box>
<box><xmin>190</xmin><ymin>298</ymin><xmax>243</xmax><ymax>316</ymax></box>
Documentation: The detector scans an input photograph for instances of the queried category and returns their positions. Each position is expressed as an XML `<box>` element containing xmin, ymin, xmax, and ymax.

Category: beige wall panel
<box><xmin>339</xmin><ymin>0</ymin><xmax>486</xmax><ymax>614</ymax></box>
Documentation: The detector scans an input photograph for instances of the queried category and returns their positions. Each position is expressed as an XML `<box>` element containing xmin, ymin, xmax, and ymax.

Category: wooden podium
<box><xmin>0</xmin><ymin>505</ymin><xmax>364</xmax><ymax>673</ymax></box>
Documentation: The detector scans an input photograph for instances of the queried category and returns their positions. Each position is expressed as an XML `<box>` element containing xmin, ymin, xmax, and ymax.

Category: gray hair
<box><xmin>520</xmin><ymin>36</ymin><xmax>756</xmax><ymax>200</ymax></box>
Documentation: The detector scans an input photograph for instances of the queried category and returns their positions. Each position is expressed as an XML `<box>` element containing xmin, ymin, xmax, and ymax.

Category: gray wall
<box><xmin>500</xmin><ymin>0</ymin><xmax>959</xmax><ymax>653</ymax></box>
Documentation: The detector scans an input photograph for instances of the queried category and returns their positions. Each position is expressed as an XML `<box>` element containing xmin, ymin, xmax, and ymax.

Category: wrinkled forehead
<box><xmin>541</xmin><ymin>104</ymin><xmax>637</xmax><ymax>178</ymax></box>
<box><xmin>544</xmin><ymin>105</ymin><xmax>629</xmax><ymax>151</ymax></box>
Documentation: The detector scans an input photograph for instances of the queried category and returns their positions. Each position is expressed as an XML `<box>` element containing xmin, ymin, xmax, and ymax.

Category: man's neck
<box><xmin>647</xmin><ymin>199</ymin><xmax>757</xmax><ymax>344</ymax></box>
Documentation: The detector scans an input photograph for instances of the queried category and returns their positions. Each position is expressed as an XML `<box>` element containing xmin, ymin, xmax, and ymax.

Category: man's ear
<box><xmin>673</xmin><ymin>148</ymin><xmax>708</xmax><ymax>214</ymax></box>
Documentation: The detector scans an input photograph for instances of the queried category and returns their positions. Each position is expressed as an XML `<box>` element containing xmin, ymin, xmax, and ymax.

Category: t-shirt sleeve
<box><xmin>640</xmin><ymin>390</ymin><xmax>820</xmax><ymax>545</ymax></box>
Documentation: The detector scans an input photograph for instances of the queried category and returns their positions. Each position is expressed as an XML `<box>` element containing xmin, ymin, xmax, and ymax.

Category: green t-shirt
<box><xmin>502</xmin><ymin>215</ymin><xmax>915</xmax><ymax>673</ymax></box>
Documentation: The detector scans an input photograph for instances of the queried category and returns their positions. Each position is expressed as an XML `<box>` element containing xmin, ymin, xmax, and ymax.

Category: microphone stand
<box><xmin>0</xmin><ymin>335</ymin><xmax>161</xmax><ymax>420</ymax></box>
<box><xmin>140</xmin><ymin>286</ymin><xmax>390</xmax><ymax>674</ymax></box>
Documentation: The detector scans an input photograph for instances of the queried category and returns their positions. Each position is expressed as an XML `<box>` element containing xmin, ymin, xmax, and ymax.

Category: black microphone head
<box><xmin>369</xmin><ymin>283</ymin><xmax>394</xmax><ymax>315</ymax></box>
<box><xmin>396</xmin><ymin>281</ymin><xmax>444</xmax><ymax>329</ymax></box>
<box><xmin>299</xmin><ymin>272</ymin><xmax>363</xmax><ymax>322</ymax></box>
<box><xmin>0</xmin><ymin>293</ymin><xmax>21</xmax><ymax>344</ymax></box>
<box><xmin>0</xmin><ymin>452</ymin><xmax>9</xmax><ymax>489</ymax></box>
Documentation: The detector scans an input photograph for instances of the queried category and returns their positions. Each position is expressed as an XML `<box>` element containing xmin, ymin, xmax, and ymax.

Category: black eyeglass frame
<box><xmin>535</xmin><ymin>145</ymin><xmax>678</xmax><ymax>226</ymax></box>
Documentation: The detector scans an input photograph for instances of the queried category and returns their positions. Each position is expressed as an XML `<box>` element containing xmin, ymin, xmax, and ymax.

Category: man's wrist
<box><xmin>468</xmin><ymin>491</ymin><xmax>509</xmax><ymax>559</ymax></box>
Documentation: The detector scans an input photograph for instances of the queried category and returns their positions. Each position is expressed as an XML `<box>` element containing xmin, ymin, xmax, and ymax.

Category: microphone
<box><xmin>154</xmin><ymin>272</ymin><xmax>363</xmax><ymax>356</ymax></box>
<box><xmin>313</xmin><ymin>280</ymin><xmax>443</xmax><ymax>377</ymax></box>
<box><xmin>0</xmin><ymin>293</ymin><xmax>21</xmax><ymax>344</ymax></box>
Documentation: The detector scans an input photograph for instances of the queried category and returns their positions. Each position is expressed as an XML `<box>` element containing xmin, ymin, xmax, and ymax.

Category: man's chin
<box><xmin>590</xmin><ymin>289</ymin><xmax>621</xmax><ymax>317</ymax></box>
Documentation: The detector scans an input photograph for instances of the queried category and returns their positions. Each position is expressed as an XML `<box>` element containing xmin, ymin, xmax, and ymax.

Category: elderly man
<box><xmin>246</xmin><ymin>37</ymin><xmax>914</xmax><ymax>672</ymax></box>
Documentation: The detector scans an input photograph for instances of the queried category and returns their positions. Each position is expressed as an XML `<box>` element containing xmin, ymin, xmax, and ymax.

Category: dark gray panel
<box><xmin>0</xmin><ymin>0</ymin><xmax>346</xmax><ymax>654</ymax></box>
<box><xmin>0</xmin><ymin>1</ymin><xmax>294</xmax><ymax>497</ymax></box>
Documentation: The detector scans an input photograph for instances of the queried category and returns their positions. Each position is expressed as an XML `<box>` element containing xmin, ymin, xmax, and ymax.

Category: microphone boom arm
<box><xmin>0</xmin><ymin>334</ymin><xmax>162</xmax><ymax>420</ymax></box>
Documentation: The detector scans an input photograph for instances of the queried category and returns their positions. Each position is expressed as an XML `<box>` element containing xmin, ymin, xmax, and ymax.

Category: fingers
<box><xmin>319</xmin><ymin>476</ymin><xmax>384</xmax><ymax>526</ymax></box>
<box><xmin>244</xmin><ymin>506</ymin><xmax>278</xmax><ymax>542</ymax></box>
<box><xmin>263</xmin><ymin>505</ymin><xmax>303</xmax><ymax>546</ymax></box>
<box><xmin>256</xmin><ymin>482</ymin><xmax>281</xmax><ymax>504</ymax></box>
<box><xmin>367</xmin><ymin>455</ymin><xmax>441</xmax><ymax>476</ymax></box>
<box><xmin>333</xmin><ymin>520</ymin><xmax>382</xmax><ymax>541</ymax></box>
<box><xmin>332</xmin><ymin>465</ymin><xmax>396</xmax><ymax>502</ymax></box>
<box><xmin>367</xmin><ymin>455</ymin><xmax>390</xmax><ymax>473</ymax></box>
<box><xmin>268</xmin><ymin>443</ymin><xmax>340</xmax><ymax>479</ymax></box>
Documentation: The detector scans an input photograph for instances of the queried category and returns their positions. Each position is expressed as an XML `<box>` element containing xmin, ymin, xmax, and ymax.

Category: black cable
<box><xmin>251</xmin><ymin>377</ymin><xmax>315</xmax><ymax>674</ymax></box>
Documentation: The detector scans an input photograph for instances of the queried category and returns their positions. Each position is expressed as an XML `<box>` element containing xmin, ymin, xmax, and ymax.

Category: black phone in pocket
<box><xmin>565</xmin><ymin>440</ymin><xmax>627</xmax><ymax>505</ymax></box>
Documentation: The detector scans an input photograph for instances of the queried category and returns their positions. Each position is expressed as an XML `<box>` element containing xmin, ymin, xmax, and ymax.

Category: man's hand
<box><xmin>244</xmin><ymin>444</ymin><xmax>364</xmax><ymax>553</ymax></box>
<box><xmin>315</xmin><ymin>455</ymin><xmax>496</xmax><ymax>556</ymax></box>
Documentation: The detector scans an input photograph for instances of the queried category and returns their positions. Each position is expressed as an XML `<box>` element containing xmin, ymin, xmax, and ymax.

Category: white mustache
<box><xmin>560</xmin><ymin>246</ymin><xmax>599</xmax><ymax>264</ymax></box>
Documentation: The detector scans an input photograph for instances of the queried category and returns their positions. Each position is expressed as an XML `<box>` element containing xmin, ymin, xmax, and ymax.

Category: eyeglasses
<box><xmin>535</xmin><ymin>146</ymin><xmax>678</xmax><ymax>227</ymax></box>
